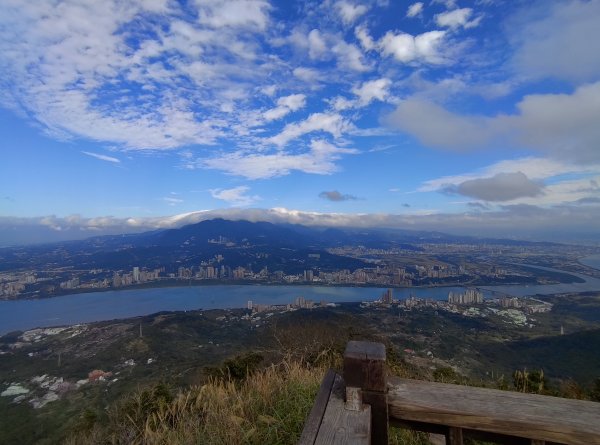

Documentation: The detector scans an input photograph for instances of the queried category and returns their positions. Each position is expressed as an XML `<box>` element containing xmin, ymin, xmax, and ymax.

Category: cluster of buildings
<box><xmin>0</xmin><ymin>272</ymin><xmax>36</xmax><ymax>297</ymax></box>
<box><xmin>112</xmin><ymin>267</ymin><xmax>163</xmax><ymax>287</ymax></box>
<box><xmin>448</xmin><ymin>289</ymin><xmax>484</xmax><ymax>305</ymax></box>
<box><xmin>246</xmin><ymin>295</ymin><xmax>331</xmax><ymax>314</ymax></box>
<box><xmin>498</xmin><ymin>296</ymin><xmax>553</xmax><ymax>314</ymax></box>
<box><xmin>362</xmin><ymin>288</ymin><xmax>553</xmax><ymax>323</ymax></box>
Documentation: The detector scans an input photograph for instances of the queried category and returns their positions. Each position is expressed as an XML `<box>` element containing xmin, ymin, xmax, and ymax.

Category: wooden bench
<box><xmin>299</xmin><ymin>341</ymin><xmax>600</xmax><ymax>445</ymax></box>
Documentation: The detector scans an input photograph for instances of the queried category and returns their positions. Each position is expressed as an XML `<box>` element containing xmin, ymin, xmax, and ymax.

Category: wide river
<box><xmin>2</xmin><ymin>259</ymin><xmax>600</xmax><ymax>335</ymax></box>
<box><xmin>580</xmin><ymin>254</ymin><xmax>600</xmax><ymax>270</ymax></box>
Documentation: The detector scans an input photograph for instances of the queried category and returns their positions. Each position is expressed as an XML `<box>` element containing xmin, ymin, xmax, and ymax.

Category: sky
<box><xmin>1</xmin><ymin>0</ymin><xmax>600</xmax><ymax>244</ymax></box>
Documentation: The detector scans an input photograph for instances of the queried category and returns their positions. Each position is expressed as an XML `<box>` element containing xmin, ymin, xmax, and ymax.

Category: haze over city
<box><xmin>1</xmin><ymin>0</ymin><xmax>599</xmax><ymax>244</ymax></box>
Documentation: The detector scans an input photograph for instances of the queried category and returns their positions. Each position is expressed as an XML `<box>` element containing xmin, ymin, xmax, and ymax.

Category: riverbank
<box><xmin>3</xmin><ymin>270</ymin><xmax>584</xmax><ymax>302</ymax></box>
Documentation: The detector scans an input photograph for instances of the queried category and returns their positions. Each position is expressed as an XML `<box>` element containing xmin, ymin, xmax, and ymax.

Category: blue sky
<box><xmin>1</xmin><ymin>0</ymin><xmax>600</xmax><ymax>243</ymax></box>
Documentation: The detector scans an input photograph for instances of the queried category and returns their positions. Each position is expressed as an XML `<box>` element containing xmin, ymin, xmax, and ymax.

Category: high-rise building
<box><xmin>448</xmin><ymin>288</ymin><xmax>483</xmax><ymax>305</ymax></box>
<box><xmin>113</xmin><ymin>272</ymin><xmax>121</xmax><ymax>288</ymax></box>
<box><xmin>132</xmin><ymin>267</ymin><xmax>140</xmax><ymax>282</ymax></box>
<box><xmin>382</xmin><ymin>288</ymin><xmax>393</xmax><ymax>304</ymax></box>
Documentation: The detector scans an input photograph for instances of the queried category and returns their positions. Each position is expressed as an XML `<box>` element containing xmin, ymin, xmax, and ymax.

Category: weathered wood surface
<box><xmin>387</xmin><ymin>376</ymin><xmax>600</xmax><ymax>445</ymax></box>
<box><xmin>314</xmin><ymin>373</ymin><xmax>371</xmax><ymax>445</ymax></box>
<box><xmin>344</xmin><ymin>341</ymin><xmax>386</xmax><ymax>392</ymax></box>
<box><xmin>447</xmin><ymin>427</ymin><xmax>463</xmax><ymax>445</ymax></box>
<box><xmin>298</xmin><ymin>369</ymin><xmax>337</xmax><ymax>445</ymax></box>
<box><xmin>343</xmin><ymin>341</ymin><xmax>388</xmax><ymax>445</ymax></box>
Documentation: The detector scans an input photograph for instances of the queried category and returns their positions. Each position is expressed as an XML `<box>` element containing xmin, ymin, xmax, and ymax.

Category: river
<box><xmin>2</xmin><ymin>262</ymin><xmax>600</xmax><ymax>335</ymax></box>
<box><xmin>580</xmin><ymin>254</ymin><xmax>600</xmax><ymax>270</ymax></box>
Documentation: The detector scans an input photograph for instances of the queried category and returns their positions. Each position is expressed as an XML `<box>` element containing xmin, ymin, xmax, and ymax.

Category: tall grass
<box><xmin>65</xmin><ymin>354</ymin><xmax>429</xmax><ymax>445</ymax></box>
<box><xmin>66</xmin><ymin>359</ymin><xmax>324</xmax><ymax>445</ymax></box>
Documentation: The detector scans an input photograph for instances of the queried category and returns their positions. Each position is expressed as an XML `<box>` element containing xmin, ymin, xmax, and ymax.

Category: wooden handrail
<box><xmin>299</xmin><ymin>341</ymin><xmax>600</xmax><ymax>445</ymax></box>
<box><xmin>387</xmin><ymin>376</ymin><xmax>600</xmax><ymax>445</ymax></box>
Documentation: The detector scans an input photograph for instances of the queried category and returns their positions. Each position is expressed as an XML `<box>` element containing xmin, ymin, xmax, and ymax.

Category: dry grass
<box><xmin>64</xmin><ymin>352</ymin><xmax>429</xmax><ymax>444</ymax></box>
<box><xmin>66</xmin><ymin>359</ymin><xmax>324</xmax><ymax>445</ymax></box>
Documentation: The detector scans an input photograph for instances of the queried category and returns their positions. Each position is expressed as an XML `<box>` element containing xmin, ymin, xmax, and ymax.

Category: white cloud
<box><xmin>5</xmin><ymin>204</ymin><xmax>600</xmax><ymax>246</ymax></box>
<box><xmin>261</xmin><ymin>85</ymin><xmax>278</xmax><ymax>97</ymax></box>
<box><xmin>406</xmin><ymin>2</ymin><xmax>424</xmax><ymax>18</ymax></box>
<box><xmin>335</xmin><ymin>1</ymin><xmax>369</xmax><ymax>25</ymax></box>
<box><xmin>267</xmin><ymin>113</ymin><xmax>353</xmax><ymax>147</ymax></box>
<box><xmin>209</xmin><ymin>186</ymin><xmax>260</xmax><ymax>206</ymax></box>
<box><xmin>330</xmin><ymin>96</ymin><xmax>355</xmax><ymax>111</ymax></box>
<box><xmin>82</xmin><ymin>151</ymin><xmax>121</xmax><ymax>163</ymax></box>
<box><xmin>293</xmin><ymin>67</ymin><xmax>322</xmax><ymax>82</ymax></box>
<box><xmin>331</xmin><ymin>41</ymin><xmax>371</xmax><ymax>72</ymax></box>
<box><xmin>435</xmin><ymin>8</ymin><xmax>481</xmax><ymax>29</ymax></box>
<box><xmin>307</xmin><ymin>29</ymin><xmax>328</xmax><ymax>60</ymax></box>
<box><xmin>263</xmin><ymin>93</ymin><xmax>307</xmax><ymax>122</ymax></box>
<box><xmin>332</xmin><ymin>78</ymin><xmax>392</xmax><ymax>110</ymax></box>
<box><xmin>277</xmin><ymin>94</ymin><xmax>306</xmax><ymax>111</ymax></box>
<box><xmin>379</xmin><ymin>30</ymin><xmax>446</xmax><ymax>64</ymax></box>
<box><xmin>0</xmin><ymin>0</ymin><xmax>278</xmax><ymax>150</ymax></box>
<box><xmin>163</xmin><ymin>197</ymin><xmax>184</xmax><ymax>206</ymax></box>
<box><xmin>203</xmin><ymin>139</ymin><xmax>358</xmax><ymax>179</ymax></box>
<box><xmin>354</xmin><ymin>25</ymin><xmax>376</xmax><ymax>51</ymax></box>
<box><xmin>432</xmin><ymin>0</ymin><xmax>458</xmax><ymax>9</ymax></box>
<box><xmin>352</xmin><ymin>78</ymin><xmax>391</xmax><ymax>106</ymax></box>
<box><xmin>196</xmin><ymin>0</ymin><xmax>271</xmax><ymax>30</ymax></box>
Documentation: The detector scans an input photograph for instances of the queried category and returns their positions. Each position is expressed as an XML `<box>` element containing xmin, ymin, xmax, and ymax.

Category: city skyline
<box><xmin>1</xmin><ymin>0</ymin><xmax>599</xmax><ymax>244</ymax></box>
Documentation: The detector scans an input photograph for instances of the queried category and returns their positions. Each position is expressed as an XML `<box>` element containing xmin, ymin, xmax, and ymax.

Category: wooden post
<box><xmin>446</xmin><ymin>427</ymin><xmax>463</xmax><ymax>445</ymax></box>
<box><xmin>344</xmin><ymin>341</ymin><xmax>388</xmax><ymax>445</ymax></box>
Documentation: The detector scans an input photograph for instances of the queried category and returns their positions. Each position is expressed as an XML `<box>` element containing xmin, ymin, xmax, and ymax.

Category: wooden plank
<box><xmin>298</xmin><ymin>369</ymin><xmax>337</xmax><ymax>445</ymax></box>
<box><xmin>390</xmin><ymin>418</ymin><xmax>534</xmax><ymax>444</ymax></box>
<box><xmin>315</xmin><ymin>373</ymin><xmax>371</xmax><ymax>445</ymax></box>
<box><xmin>387</xmin><ymin>376</ymin><xmax>600</xmax><ymax>445</ymax></box>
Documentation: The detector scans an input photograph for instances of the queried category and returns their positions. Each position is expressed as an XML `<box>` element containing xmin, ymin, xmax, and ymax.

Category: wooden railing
<box><xmin>299</xmin><ymin>341</ymin><xmax>600</xmax><ymax>445</ymax></box>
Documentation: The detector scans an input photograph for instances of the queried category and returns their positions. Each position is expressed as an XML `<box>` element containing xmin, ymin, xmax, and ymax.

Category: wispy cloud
<box><xmin>406</xmin><ymin>2</ymin><xmax>424</xmax><ymax>18</ymax></box>
<box><xmin>162</xmin><ymin>197</ymin><xmax>184</xmax><ymax>206</ymax></box>
<box><xmin>435</xmin><ymin>8</ymin><xmax>482</xmax><ymax>29</ymax></box>
<box><xmin>201</xmin><ymin>140</ymin><xmax>358</xmax><ymax>179</ymax></box>
<box><xmin>82</xmin><ymin>151</ymin><xmax>121</xmax><ymax>163</ymax></box>
<box><xmin>209</xmin><ymin>186</ymin><xmax>260</xmax><ymax>206</ymax></box>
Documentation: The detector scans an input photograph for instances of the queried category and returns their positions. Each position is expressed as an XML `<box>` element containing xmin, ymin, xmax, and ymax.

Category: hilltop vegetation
<box><xmin>1</xmin><ymin>293</ymin><xmax>600</xmax><ymax>444</ymax></box>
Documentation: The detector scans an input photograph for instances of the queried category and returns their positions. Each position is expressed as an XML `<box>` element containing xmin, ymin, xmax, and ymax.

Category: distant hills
<box><xmin>0</xmin><ymin>218</ymin><xmax>564</xmax><ymax>274</ymax></box>
<box><xmin>3</xmin><ymin>208</ymin><xmax>592</xmax><ymax>248</ymax></box>
<box><xmin>28</xmin><ymin>218</ymin><xmax>562</xmax><ymax>249</ymax></box>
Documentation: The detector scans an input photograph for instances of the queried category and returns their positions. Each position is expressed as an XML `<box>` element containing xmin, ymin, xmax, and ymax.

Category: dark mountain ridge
<box><xmin>0</xmin><ymin>218</ymin><xmax>570</xmax><ymax>273</ymax></box>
